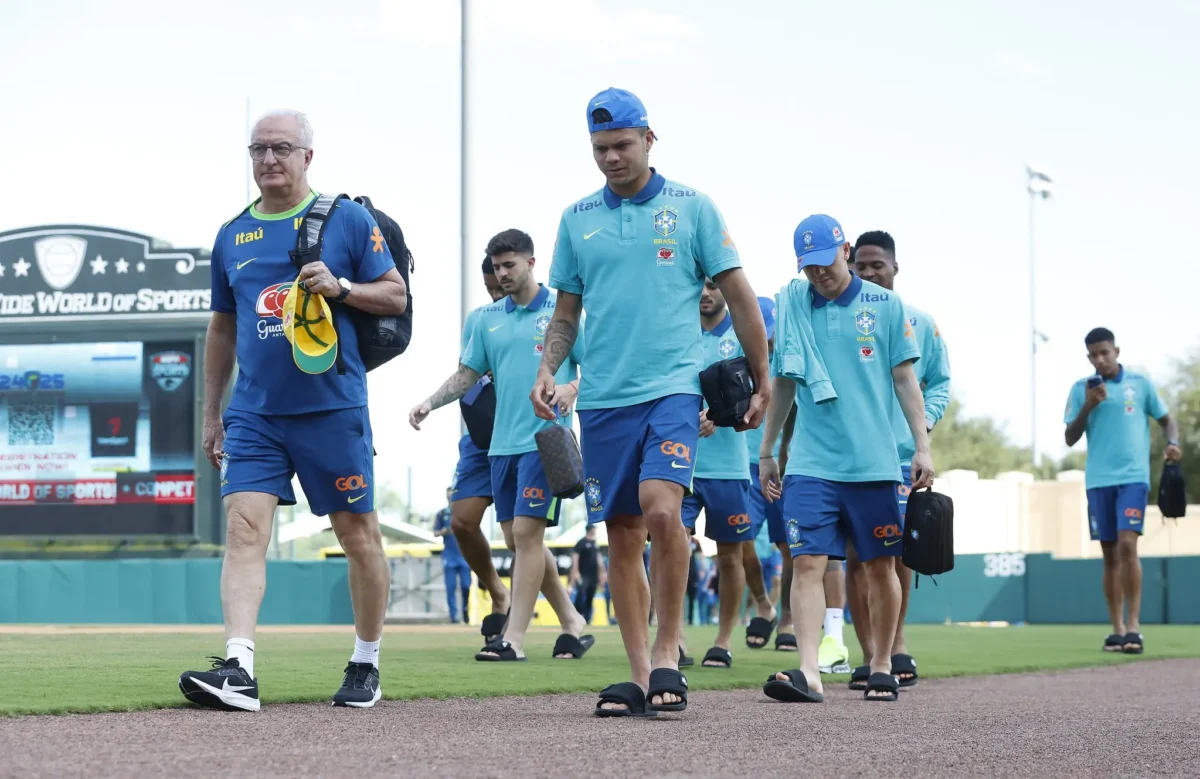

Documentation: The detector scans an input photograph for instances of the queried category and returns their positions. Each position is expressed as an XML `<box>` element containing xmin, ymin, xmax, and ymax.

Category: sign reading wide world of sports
<box><xmin>0</xmin><ymin>225</ymin><xmax>211</xmax><ymax>322</ymax></box>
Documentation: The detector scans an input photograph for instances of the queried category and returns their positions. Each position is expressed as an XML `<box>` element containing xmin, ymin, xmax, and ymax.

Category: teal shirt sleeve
<box><xmin>460</xmin><ymin>316</ymin><xmax>490</xmax><ymax>375</ymax></box>
<box><xmin>460</xmin><ymin>309</ymin><xmax>479</xmax><ymax>357</ymax></box>
<box><xmin>693</xmin><ymin>196</ymin><xmax>741</xmax><ymax>279</ymax></box>
<box><xmin>548</xmin><ymin>214</ymin><xmax>584</xmax><ymax>295</ymax></box>
<box><xmin>1145</xmin><ymin>377</ymin><xmax>1169</xmax><ymax>420</ymax></box>
<box><xmin>888</xmin><ymin>295</ymin><xmax>921</xmax><ymax>368</ymax></box>
<box><xmin>920</xmin><ymin>318</ymin><xmax>951</xmax><ymax>426</ymax></box>
<box><xmin>1064</xmin><ymin>382</ymin><xmax>1085</xmax><ymax>425</ymax></box>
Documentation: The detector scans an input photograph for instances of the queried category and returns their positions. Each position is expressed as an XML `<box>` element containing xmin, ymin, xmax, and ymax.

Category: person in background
<box><xmin>1064</xmin><ymin>327</ymin><xmax>1181</xmax><ymax>656</ymax></box>
<box><xmin>434</xmin><ymin>487</ymin><xmax>472</xmax><ymax>624</ymax></box>
<box><xmin>570</xmin><ymin>525</ymin><xmax>607</xmax><ymax>625</ymax></box>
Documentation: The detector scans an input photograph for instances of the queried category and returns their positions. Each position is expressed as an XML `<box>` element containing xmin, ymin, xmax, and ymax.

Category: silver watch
<box><xmin>336</xmin><ymin>277</ymin><xmax>352</xmax><ymax>302</ymax></box>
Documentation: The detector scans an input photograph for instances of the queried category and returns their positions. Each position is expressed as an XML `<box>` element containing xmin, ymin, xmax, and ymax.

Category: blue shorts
<box><xmin>451</xmin><ymin>434</ymin><xmax>493</xmax><ymax>502</ymax></box>
<box><xmin>898</xmin><ymin>464</ymin><xmax>912</xmax><ymax>517</ymax></box>
<box><xmin>489</xmin><ymin>451</ymin><xmax>562</xmax><ymax>526</ymax></box>
<box><xmin>578</xmin><ymin>393</ymin><xmax>702</xmax><ymax>524</ymax></box>
<box><xmin>681</xmin><ymin>478</ymin><xmax>753</xmax><ymax>544</ymax></box>
<box><xmin>782</xmin><ymin>474</ymin><xmax>903</xmax><ymax>563</ymax></box>
<box><xmin>1086</xmin><ymin>483</ymin><xmax>1148</xmax><ymax>543</ymax></box>
<box><xmin>749</xmin><ymin>461</ymin><xmax>787</xmax><ymax>545</ymax></box>
<box><xmin>221</xmin><ymin>406</ymin><xmax>374</xmax><ymax>517</ymax></box>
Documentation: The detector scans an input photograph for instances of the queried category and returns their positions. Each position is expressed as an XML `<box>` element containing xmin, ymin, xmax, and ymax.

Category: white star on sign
<box><xmin>0</xmin><ymin>262</ymin><xmax>5</xmax><ymax>277</ymax></box>
<box><xmin>137</xmin><ymin>261</ymin><xmax>146</xmax><ymax>272</ymax></box>
<box><xmin>13</xmin><ymin>258</ymin><xmax>30</xmax><ymax>277</ymax></box>
<box><xmin>91</xmin><ymin>255</ymin><xmax>108</xmax><ymax>275</ymax></box>
<box><xmin>115</xmin><ymin>258</ymin><xmax>129</xmax><ymax>274</ymax></box>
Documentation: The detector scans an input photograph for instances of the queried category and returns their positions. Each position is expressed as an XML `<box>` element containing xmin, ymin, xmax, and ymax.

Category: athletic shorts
<box><xmin>578</xmin><ymin>393</ymin><xmax>701</xmax><ymax>524</ymax></box>
<box><xmin>681</xmin><ymin>478</ymin><xmax>753</xmax><ymax>544</ymax></box>
<box><xmin>1086</xmin><ymin>483</ymin><xmax>1148</xmax><ymax>543</ymax></box>
<box><xmin>782</xmin><ymin>474</ymin><xmax>903</xmax><ymax>563</ymax></box>
<box><xmin>489</xmin><ymin>451</ymin><xmax>562</xmax><ymax>526</ymax></box>
<box><xmin>221</xmin><ymin>406</ymin><xmax>374</xmax><ymax>517</ymax></box>
<box><xmin>451</xmin><ymin>434</ymin><xmax>493</xmax><ymax>502</ymax></box>
<box><xmin>749</xmin><ymin>461</ymin><xmax>787</xmax><ymax>545</ymax></box>
<box><xmin>898</xmin><ymin>463</ymin><xmax>912</xmax><ymax>517</ymax></box>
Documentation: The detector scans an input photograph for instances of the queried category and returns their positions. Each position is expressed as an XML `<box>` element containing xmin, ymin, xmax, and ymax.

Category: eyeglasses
<box><xmin>247</xmin><ymin>143</ymin><xmax>306</xmax><ymax>161</ymax></box>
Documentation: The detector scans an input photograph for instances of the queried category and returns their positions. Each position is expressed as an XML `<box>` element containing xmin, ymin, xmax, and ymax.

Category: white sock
<box><xmin>350</xmin><ymin>636</ymin><xmax>380</xmax><ymax>668</ymax></box>
<box><xmin>823</xmin><ymin>608</ymin><xmax>844</xmax><ymax>644</ymax></box>
<box><xmin>226</xmin><ymin>637</ymin><xmax>255</xmax><ymax>679</ymax></box>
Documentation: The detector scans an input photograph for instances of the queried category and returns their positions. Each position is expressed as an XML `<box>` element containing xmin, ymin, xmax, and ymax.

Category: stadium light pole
<box><xmin>459</xmin><ymin>0</ymin><xmax>470</xmax><ymax>436</ymax></box>
<box><xmin>1027</xmin><ymin>166</ymin><xmax>1053</xmax><ymax>468</ymax></box>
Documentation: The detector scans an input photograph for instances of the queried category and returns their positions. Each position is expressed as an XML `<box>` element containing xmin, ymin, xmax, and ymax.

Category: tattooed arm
<box><xmin>408</xmin><ymin>363</ymin><xmax>482</xmax><ymax>430</ymax></box>
<box><xmin>531</xmin><ymin>291</ymin><xmax>582</xmax><ymax>420</ymax></box>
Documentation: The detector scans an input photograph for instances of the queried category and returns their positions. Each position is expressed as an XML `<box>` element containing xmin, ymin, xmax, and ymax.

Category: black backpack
<box><xmin>901</xmin><ymin>488</ymin><xmax>955</xmax><ymax>588</ymax></box>
<box><xmin>1158</xmin><ymin>461</ymin><xmax>1188</xmax><ymax>519</ymax></box>
<box><xmin>290</xmin><ymin>193</ymin><xmax>414</xmax><ymax>373</ymax></box>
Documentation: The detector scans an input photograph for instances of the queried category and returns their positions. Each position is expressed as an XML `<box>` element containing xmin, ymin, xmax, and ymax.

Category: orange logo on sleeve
<box><xmin>904</xmin><ymin>320</ymin><xmax>914</xmax><ymax>339</ymax></box>
<box><xmin>370</xmin><ymin>226</ymin><xmax>385</xmax><ymax>253</ymax></box>
<box><xmin>722</xmin><ymin>230</ymin><xmax>736</xmax><ymax>249</ymax></box>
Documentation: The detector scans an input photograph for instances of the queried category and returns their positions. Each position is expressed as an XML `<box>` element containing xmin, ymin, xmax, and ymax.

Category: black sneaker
<box><xmin>332</xmin><ymin>662</ymin><xmax>381</xmax><ymax>708</ymax></box>
<box><xmin>179</xmin><ymin>657</ymin><xmax>260</xmax><ymax>712</ymax></box>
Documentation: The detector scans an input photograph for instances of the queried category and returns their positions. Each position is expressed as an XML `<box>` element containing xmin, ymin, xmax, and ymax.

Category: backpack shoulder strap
<box><xmin>289</xmin><ymin>192</ymin><xmax>346</xmax><ymax>270</ymax></box>
<box><xmin>220</xmin><ymin>199</ymin><xmax>260</xmax><ymax>229</ymax></box>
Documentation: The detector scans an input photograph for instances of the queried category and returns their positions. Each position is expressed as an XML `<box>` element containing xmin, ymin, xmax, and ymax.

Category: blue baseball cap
<box><xmin>794</xmin><ymin>214</ymin><xmax>847</xmax><ymax>270</ymax></box>
<box><xmin>587</xmin><ymin>88</ymin><xmax>649</xmax><ymax>134</ymax></box>
<box><xmin>757</xmin><ymin>296</ymin><xmax>776</xmax><ymax>340</ymax></box>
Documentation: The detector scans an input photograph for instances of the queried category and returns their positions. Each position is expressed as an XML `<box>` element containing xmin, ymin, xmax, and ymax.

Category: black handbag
<box><xmin>459</xmin><ymin>375</ymin><xmax>496</xmax><ymax>451</ymax></box>
<box><xmin>534</xmin><ymin>423</ymin><xmax>586</xmax><ymax>500</ymax></box>
<box><xmin>901</xmin><ymin>487</ymin><xmax>955</xmax><ymax>588</ymax></box>
<box><xmin>699</xmin><ymin>356</ymin><xmax>754</xmax><ymax>428</ymax></box>
<box><xmin>1158</xmin><ymin>461</ymin><xmax>1188</xmax><ymax>519</ymax></box>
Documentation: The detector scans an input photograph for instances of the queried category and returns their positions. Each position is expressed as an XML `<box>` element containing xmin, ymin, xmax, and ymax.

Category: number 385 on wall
<box><xmin>983</xmin><ymin>553</ymin><xmax>1026</xmax><ymax>578</ymax></box>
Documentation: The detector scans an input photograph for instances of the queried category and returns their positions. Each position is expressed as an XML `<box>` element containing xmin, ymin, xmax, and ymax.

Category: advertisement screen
<box><xmin>0</xmin><ymin>340</ymin><xmax>197</xmax><ymax>535</ymax></box>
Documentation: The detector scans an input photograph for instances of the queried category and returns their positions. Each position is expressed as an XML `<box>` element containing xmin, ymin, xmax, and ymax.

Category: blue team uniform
<box><xmin>549</xmin><ymin>170</ymin><xmax>741</xmax><ymax>522</ymax></box>
<box><xmin>1064</xmin><ymin>366</ymin><xmax>1169</xmax><ymax>542</ymax></box>
<box><xmin>450</xmin><ymin>306</ymin><xmax>495</xmax><ymax>502</ymax></box>
<box><xmin>460</xmin><ymin>286</ymin><xmax>582</xmax><ymax>525</ymax></box>
<box><xmin>210</xmin><ymin>192</ymin><xmax>395</xmax><ymax>516</ymax></box>
<box><xmin>781</xmin><ymin>275</ymin><xmax>920</xmax><ymax>562</ymax></box>
<box><xmin>890</xmin><ymin>304</ymin><xmax>951</xmax><ymax>516</ymax></box>
<box><xmin>434</xmin><ymin>507</ymin><xmax>471</xmax><ymax>620</ymax></box>
<box><xmin>681</xmin><ymin>313</ymin><xmax>754</xmax><ymax>544</ymax></box>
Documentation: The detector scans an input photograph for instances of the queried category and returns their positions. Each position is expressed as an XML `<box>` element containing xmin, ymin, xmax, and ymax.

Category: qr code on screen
<box><xmin>7</xmin><ymin>401</ymin><xmax>56</xmax><ymax>446</ymax></box>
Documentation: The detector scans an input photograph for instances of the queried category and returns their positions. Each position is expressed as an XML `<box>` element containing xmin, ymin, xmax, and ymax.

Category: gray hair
<box><xmin>252</xmin><ymin>109</ymin><xmax>314</xmax><ymax>148</ymax></box>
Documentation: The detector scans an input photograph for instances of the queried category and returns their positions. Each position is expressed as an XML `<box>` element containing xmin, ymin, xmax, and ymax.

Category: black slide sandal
<box><xmin>1122</xmin><ymin>632</ymin><xmax>1144</xmax><ymax>655</ymax></box>
<box><xmin>474</xmin><ymin>639</ymin><xmax>525</xmax><ymax>662</ymax></box>
<box><xmin>647</xmin><ymin>668</ymin><xmax>689</xmax><ymax>712</ymax></box>
<box><xmin>678</xmin><ymin>646</ymin><xmax>695</xmax><ymax>668</ymax></box>
<box><xmin>702</xmin><ymin>647</ymin><xmax>732</xmax><ymax>668</ymax></box>
<box><xmin>763</xmin><ymin>669</ymin><xmax>824</xmax><ymax>703</ymax></box>
<box><xmin>481</xmin><ymin>611</ymin><xmax>509</xmax><ymax>643</ymax></box>
<box><xmin>890</xmin><ymin>653</ymin><xmax>919</xmax><ymax>688</ymax></box>
<box><xmin>864</xmin><ymin>671</ymin><xmax>900</xmax><ymax>701</ymax></box>
<box><xmin>1103</xmin><ymin>633</ymin><xmax>1125</xmax><ymax>652</ymax></box>
<box><xmin>746</xmin><ymin>616</ymin><xmax>777</xmax><ymax>648</ymax></box>
<box><xmin>552</xmin><ymin>633</ymin><xmax>595</xmax><ymax>659</ymax></box>
<box><xmin>848</xmin><ymin>665</ymin><xmax>871</xmax><ymax>690</ymax></box>
<box><xmin>774</xmin><ymin>632</ymin><xmax>797</xmax><ymax>651</ymax></box>
<box><xmin>595</xmin><ymin>682</ymin><xmax>657</xmax><ymax>718</ymax></box>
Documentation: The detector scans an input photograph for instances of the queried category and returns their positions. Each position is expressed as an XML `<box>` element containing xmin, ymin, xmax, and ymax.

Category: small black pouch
<box><xmin>699</xmin><ymin>356</ymin><xmax>754</xmax><ymax>428</ymax></box>
<box><xmin>901</xmin><ymin>488</ymin><xmax>955</xmax><ymax>588</ymax></box>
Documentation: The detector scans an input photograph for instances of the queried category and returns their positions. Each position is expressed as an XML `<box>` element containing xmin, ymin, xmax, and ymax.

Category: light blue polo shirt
<box><xmin>694</xmin><ymin>313</ymin><xmax>750</xmax><ymax>480</ymax></box>
<box><xmin>784</xmin><ymin>275</ymin><xmax>920</xmax><ymax>482</ymax></box>
<box><xmin>461</xmin><ymin>285</ymin><xmax>583</xmax><ymax>456</ymax></box>
<box><xmin>892</xmin><ymin>304</ymin><xmax>951</xmax><ymax>463</ymax></box>
<box><xmin>549</xmin><ymin>169</ymin><xmax>741</xmax><ymax>410</ymax></box>
<box><xmin>1064</xmin><ymin>366</ymin><xmax>1169</xmax><ymax>489</ymax></box>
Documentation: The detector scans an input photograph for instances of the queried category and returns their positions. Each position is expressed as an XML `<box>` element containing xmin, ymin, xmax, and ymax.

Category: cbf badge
<box><xmin>534</xmin><ymin>315</ymin><xmax>550</xmax><ymax>336</ymax></box>
<box><xmin>786</xmin><ymin>518</ymin><xmax>802</xmax><ymax>546</ymax></box>
<box><xmin>718</xmin><ymin>338</ymin><xmax>737</xmax><ymax>359</ymax></box>
<box><xmin>855</xmin><ymin>308</ymin><xmax>877</xmax><ymax>336</ymax></box>
<box><xmin>653</xmin><ymin>207</ymin><xmax>679</xmax><ymax>237</ymax></box>
<box><xmin>585</xmin><ymin>477</ymin><xmax>604</xmax><ymax>512</ymax></box>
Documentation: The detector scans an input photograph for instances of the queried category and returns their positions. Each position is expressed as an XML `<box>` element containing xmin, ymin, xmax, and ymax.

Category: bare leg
<box><xmin>539</xmin><ymin>544</ymin><xmax>589</xmax><ymax>657</ymax></box>
<box><xmin>775</xmin><ymin>541</ymin><xmax>795</xmax><ymax>641</ymax></box>
<box><xmin>221</xmin><ymin>492</ymin><xmax>278</xmax><ymax>642</ymax></box>
<box><xmin>450</xmin><ymin>497</ymin><xmax>509</xmax><ymax>615</ymax></box>
<box><xmin>480</xmin><ymin>517</ymin><xmax>543</xmax><ymax>658</ymax></box>
<box><xmin>863</xmin><ymin>556</ymin><xmax>901</xmax><ymax>698</ymax></box>
<box><xmin>1100</xmin><ymin>542</ymin><xmax>1125</xmax><ymax>638</ymax></box>
<box><xmin>845</xmin><ymin>541</ymin><xmax>873</xmax><ymax>665</ymax></box>
<box><xmin>891</xmin><ymin>559</ymin><xmax>913</xmax><ymax>657</ymax></box>
<box><xmin>772</xmin><ymin>553</ymin><xmax>827</xmax><ymax>693</ymax></box>
<box><xmin>1117</xmin><ymin>531</ymin><xmax>1142</xmax><ymax>637</ymax></box>
<box><xmin>707</xmin><ymin>542</ymin><xmax>744</xmax><ymax>662</ymax></box>
<box><xmin>741</xmin><ymin>542</ymin><xmax>778</xmax><ymax>632</ymax></box>
<box><xmin>597</xmin><ymin>515</ymin><xmax>651</xmax><ymax>712</ymax></box>
<box><xmin>330</xmin><ymin>510</ymin><xmax>390</xmax><ymax>644</ymax></box>
<box><xmin>642</xmin><ymin>479</ymin><xmax>689</xmax><ymax>707</ymax></box>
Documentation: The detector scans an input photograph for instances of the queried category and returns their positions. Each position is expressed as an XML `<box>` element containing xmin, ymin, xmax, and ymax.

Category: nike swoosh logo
<box><xmin>221</xmin><ymin>678</ymin><xmax>254</xmax><ymax>692</ymax></box>
<box><xmin>670</xmin><ymin>461</ymin><xmax>688</xmax><ymax>469</ymax></box>
<box><xmin>348</xmin><ymin>493</ymin><xmax>367</xmax><ymax>504</ymax></box>
<box><xmin>489</xmin><ymin>325</ymin><xmax>504</xmax><ymax>332</ymax></box>
<box><xmin>235</xmin><ymin>258</ymin><xmax>257</xmax><ymax>270</ymax></box>
<box><xmin>584</xmin><ymin>228</ymin><xmax>603</xmax><ymax>240</ymax></box>
<box><xmin>736</xmin><ymin>526</ymin><xmax>750</xmax><ymax>534</ymax></box>
<box><xmin>884</xmin><ymin>539</ymin><xmax>901</xmax><ymax>546</ymax></box>
<box><xmin>529</xmin><ymin>502</ymin><xmax>545</xmax><ymax>507</ymax></box>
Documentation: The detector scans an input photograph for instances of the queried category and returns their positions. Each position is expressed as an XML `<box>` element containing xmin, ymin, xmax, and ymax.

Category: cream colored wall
<box><xmin>937</xmin><ymin>469</ymin><xmax>1199</xmax><ymax>559</ymax></box>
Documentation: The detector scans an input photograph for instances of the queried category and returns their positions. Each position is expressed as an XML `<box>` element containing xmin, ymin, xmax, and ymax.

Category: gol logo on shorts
<box><xmin>1124</xmin><ymin>508</ymin><xmax>1143</xmax><ymax>519</ymax></box>
<box><xmin>727</xmin><ymin>513</ymin><xmax>750</xmax><ymax>527</ymax></box>
<box><xmin>660</xmin><ymin>441</ymin><xmax>691</xmax><ymax>462</ymax></box>
<box><xmin>522</xmin><ymin>487</ymin><xmax>545</xmax><ymax>500</ymax></box>
<box><xmin>335</xmin><ymin>474</ymin><xmax>368</xmax><ymax>492</ymax></box>
<box><xmin>873</xmin><ymin>523</ymin><xmax>902</xmax><ymax>539</ymax></box>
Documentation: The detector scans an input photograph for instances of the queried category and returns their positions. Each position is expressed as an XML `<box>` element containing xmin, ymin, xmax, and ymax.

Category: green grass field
<box><xmin>2</xmin><ymin>623</ymin><xmax>1197</xmax><ymax>716</ymax></box>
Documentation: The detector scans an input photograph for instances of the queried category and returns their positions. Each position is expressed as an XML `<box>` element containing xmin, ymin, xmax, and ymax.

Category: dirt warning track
<box><xmin>4</xmin><ymin>659</ymin><xmax>1198</xmax><ymax>778</ymax></box>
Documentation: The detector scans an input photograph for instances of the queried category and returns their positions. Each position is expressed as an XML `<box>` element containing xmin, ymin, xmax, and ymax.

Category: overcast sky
<box><xmin>3</xmin><ymin>0</ymin><xmax>1198</xmax><ymax>514</ymax></box>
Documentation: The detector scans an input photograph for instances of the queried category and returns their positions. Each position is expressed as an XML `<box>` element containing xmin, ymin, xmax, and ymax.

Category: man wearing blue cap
<box><xmin>757</xmin><ymin>214</ymin><xmax>934</xmax><ymax>703</ymax></box>
<box><xmin>847</xmin><ymin>230</ymin><xmax>952</xmax><ymax>689</ymax></box>
<box><xmin>532</xmin><ymin>87</ymin><xmax>770</xmax><ymax>716</ymax></box>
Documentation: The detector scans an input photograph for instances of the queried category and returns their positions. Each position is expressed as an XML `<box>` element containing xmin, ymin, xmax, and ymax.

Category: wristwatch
<box><xmin>336</xmin><ymin>277</ymin><xmax>352</xmax><ymax>302</ymax></box>
<box><xmin>1167</xmin><ymin>439</ymin><xmax>1180</xmax><ymax>447</ymax></box>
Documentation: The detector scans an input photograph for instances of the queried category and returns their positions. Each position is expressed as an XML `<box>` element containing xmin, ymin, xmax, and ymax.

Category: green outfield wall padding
<box><xmin>1025</xmin><ymin>556</ymin><xmax>1166</xmax><ymax>625</ymax></box>
<box><xmin>1165</xmin><ymin>557</ymin><xmax>1200</xmax><ymax>624</ymax></box>
<box><xmin>902</xmin><ymin>553</ymin><xmax>1029</xmax><ymax>624</ymax></box>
